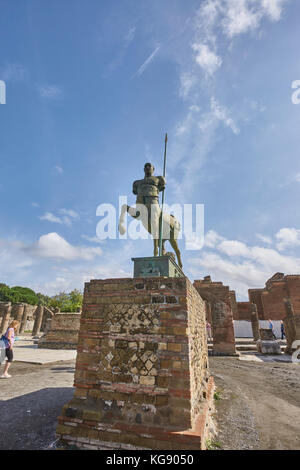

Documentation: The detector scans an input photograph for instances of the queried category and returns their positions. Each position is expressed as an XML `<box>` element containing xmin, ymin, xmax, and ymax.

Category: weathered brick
<box><xmin>167</xmin><ymin>343</ymin><xmax>182</xmax><ymax>352</ymax></box>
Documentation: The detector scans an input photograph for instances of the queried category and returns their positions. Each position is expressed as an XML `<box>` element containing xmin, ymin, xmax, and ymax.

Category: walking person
<box><xmin>206</xmin><ymin>321</ymin><xmax>212</xmax><ymax>340</ymax></box>
<box><xmin>280</xmin><ymin>320</ymin><xmax>285</xmax><ymax>340</ymax></box>
<box><xmin>0</xmin><ymin>320</ymin><xmax>19</xmax><ymax>378</ymax></box>
<box><xmin>268</xmin><ymin>319</ymin><xmax>276</xmax><ymax>340</ymax></box>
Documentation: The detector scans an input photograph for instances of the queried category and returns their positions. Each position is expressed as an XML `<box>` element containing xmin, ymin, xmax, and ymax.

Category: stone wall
<box><xmin>57</xmin><ymin>276</ymin><xmax>214</xmax><ymax>450</ymax></box>
<box><xmin>249</xmin><ymin>274</ymin><xmax>300</xmax><ymax>320</ymax></box>
<box><xmin>38</xmin><ymin>313</ymin><xmax>80</xmax><ymax>349</ymax></box>
<box><xmin>193</xmin><ymin>278</ymin><xmax>237</xmax><ymax>356</ymax></box>
<box><xmin>236</xmin><ymin>301</ymin><xmax>251</xmax><ymax>321</ymax></box>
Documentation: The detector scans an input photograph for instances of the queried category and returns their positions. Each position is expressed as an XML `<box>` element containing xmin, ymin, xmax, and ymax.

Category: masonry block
<box><xmin>56</xmin><ymin>277</ymin><xmax>215</xmax><ymax>450</ymax></box>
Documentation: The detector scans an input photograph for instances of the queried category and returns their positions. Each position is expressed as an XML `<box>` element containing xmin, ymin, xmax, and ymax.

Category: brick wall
<box><xmin>248</xmin><ymin>274</ymin><xmax>300</xmax><ymax>321</ymax></box>
<box><xmin>236</xmin><ymin>301</ymin><xmax>251</xmax><ymax>320</ymax></box>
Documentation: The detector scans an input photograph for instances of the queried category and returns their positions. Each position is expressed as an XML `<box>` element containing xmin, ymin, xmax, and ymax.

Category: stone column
<box><xmin>0</xmin><ymin>302</ymin><xmax>12</xmax><ymax>335</ymax></box>
<box><xmin>283</xmin><ymin>299</ymin><xmax>299</xmax><ymax>355</ymax></box>
<box><xmin>19</xmin><ymin>304</ymin><xmax>31</xmax><ymax>334</ymax></box>
<box><xmin>12</xmin><ymin>303</ymin><xmax>25</xmax><ymax>334</ymax></box>
<box><xmin>40</xmin><ymin>306</ymin><xmax>53</xmax><ymax>332</ymax></box>
<box><xmin>250</xmin><ymin>302</ymin><xmax>260</xmax><ymax>341</ymax></box>
<box><xmin>32</xmin><ymin>305</ymin><xmax>44</xmax><ymax>336</ymax></box>
<box><xmin>210</xmin><ymin>299</ymin><xmax>237</xmax><ymax>356</ymax></box>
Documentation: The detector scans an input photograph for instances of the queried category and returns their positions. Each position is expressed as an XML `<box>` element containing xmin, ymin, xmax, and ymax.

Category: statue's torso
<box><xmin>133</xmin><ymin>176</ymin><xmax>165</xmax><ymax>204</ymax></box>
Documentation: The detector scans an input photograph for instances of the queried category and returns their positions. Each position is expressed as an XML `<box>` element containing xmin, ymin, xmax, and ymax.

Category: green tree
<box><xmin>0</xmin><ymin>283</ymin><xmax>83</xmax><ymax>312</ymax></box>
<box><xmin>0</xmin><ymin>284</ymin><xmax>13</xmax><ymax>302</ymax></box>
<box><xmin>10</xmin><ymin>286</ymin><xmax>39</xmax><ymax>305</ymax></box>
<box><xmin>48</xmin><ymin>290</ymin><xmax>83</xmax><ymax>312</ymax></box>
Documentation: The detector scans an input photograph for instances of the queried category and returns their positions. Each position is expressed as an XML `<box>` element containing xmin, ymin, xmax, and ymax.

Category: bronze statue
<box><xmin>119</xmin><ymin>163</ymin><xmax>182</xmax><ymax>268</ymax></box>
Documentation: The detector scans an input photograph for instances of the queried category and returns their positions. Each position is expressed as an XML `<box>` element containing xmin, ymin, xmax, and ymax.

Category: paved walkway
<box><xmin>239</xmin><ymin>352</ymin><xmax>295</xmax><ymax>363</ymax></box>
<box><xmin>11</xmin><ymin>339</ymin><xmax>77</xmax><ymax>364</ymax></box>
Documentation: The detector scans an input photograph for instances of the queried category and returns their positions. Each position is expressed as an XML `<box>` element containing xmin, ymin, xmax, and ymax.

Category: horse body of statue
<box><xmin>118</xmin><ymin>163</ymin><xmax>183</xmax><ymax>268</ymax></box>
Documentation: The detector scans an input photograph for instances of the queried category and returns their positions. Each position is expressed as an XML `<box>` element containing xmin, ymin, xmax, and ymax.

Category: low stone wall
<box><xmin>38</xmin><ymin>313</ymin><xmax>81</xmax><ymax>349</ymax></box>
<box><xmin>56</xmin><ymin>277</ymin><xmax>215</xmax><ymax>450</ymax></box>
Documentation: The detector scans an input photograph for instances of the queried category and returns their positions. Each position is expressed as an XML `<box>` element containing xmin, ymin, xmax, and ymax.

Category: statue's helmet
<box><xmin>144</xmin><ymin>162</ymin><xmax>154</xmax><ymax>172</ymax></box>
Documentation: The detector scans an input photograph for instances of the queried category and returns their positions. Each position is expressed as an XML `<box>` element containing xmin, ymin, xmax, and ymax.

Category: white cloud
<box><xmin>262</xmin><ymin>0</ymin><xmax>287</xmax><ymax>21</ymax></box>
<box><xmin>192</xmin><ymin>43</ymin><xmax>222</xmax><ymax>75</ymax></box>
<box><xmin>1</xmin><ymin>63</ymin><xmax>26</xmax><ymax>81</ymax></box>
<box><xmin>189</xmin><ymin>251</ymin><xmax>269</xmax><ymax>298</ymax></box>
<box><xmin>134</xmin><ymin>46</ymin><xmax>160</xmax><ymax>77</ymax></box>
<box><xmin>60</xmin><ymin>209</ymin><xmax>80</xmax><ymax>219</ymax></box>
<box><xmin>39</xmin><ymin>210</ymin><xmax>80</xmax><ymax>226</ymax></box>
<box><xmin>294</xmin><ymin>173</ymin><xmax>300</xmax><ymax>183</ymax></box>
<box><xmin>275</xmin><ymin>227</ymin><xmax>300</xmax><ymax>251</ymax></box>
<box><xmin>210</xmin><ymin>97</ymin><xmax>240</xmax><ymax>134</ymax></box>
<box><xmin>124</xmin><ymin>27</ymin><xmax>136</xmax><ymax>47</ymax></box>
<box><xmin>179</xmin><ymin>72</ymin><xmax>198</xmax><ymax>99</ymax></box>
<box><xmin>169</xmin><ymin>99</ymin><xmax>239</xmax><ymax>198</ymax></box>
<box><xmin>31</xmin><ymin>202</ymin><xmax>39</xmax><ymax>208</ymax></box>
<box><xmin>0</xmin><ymin>234</ymin><xmax>130</xmax><ymax>296</ymax></box>
<box><xmin>31</xmin><ymin>262</ymin><xmax>130</xmax><ymax>296</ymax></box>
<box><xmin>55</xmin><ymin>166</ymin><xmax>64</xmax><ymax>174</ymax></box>
<box><xmin>169</xmin><ymin>104</ymin><xmax>218</xmax><ymax>199</ymax></box>
<box><xmin>221</xmin><ymin>0</ymin><xmax>261</xmax><ymax>37</ymax></box>
<box><xmin>27</xmin><ymin>232</ymin><xmax>102</xmax><ymax>261</ymax></box>
<box><xmin>218</xmin><ymin>239</ymin><xmax>250</xmax><ymax>257</ymax></box>
<box><xmin>81</xmin><ymin>234</ymin><xmax>104</xmax><ymax>244</ymax></box>
<box><xmin>39</xmin><ymin>212</ymin><xmax>68</xmax><ymax>225</ymax></box>
<box><xmin>256</xmin><ymin>233</ymin><xmax>272</xmax><ymax>244</ymax></box>
<box><xmin>196</xmin><ymin>0</ymin><xmax>288</xmax><ymax>40</ymax></box>
<box><xmin>169</xmin><ymin>0</ymin><xmax>289</xmax><ymax>198</ymax></box>
<box><xmin>204</xmin><ymin>230</ymin><xmax>225</xmax><ymax>248</ymax></box>
<box><xmin>188</xmin><ymin>227</ymin><xmax>300</xmax><ymax>299</ymax></box>
<box><xmin>39</xmin><ymin>84</ymin><xmax>63</xmax><ymax>99</ymax></box>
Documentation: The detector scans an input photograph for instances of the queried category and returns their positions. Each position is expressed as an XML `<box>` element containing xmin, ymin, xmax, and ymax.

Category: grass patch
<box><xmin>206</xmin><ymin>438</ymin><xmax>222</xmax><ymax>450</ymax></box>
<box><xmin>214</xmin><ymin>390</ymin><xmax>222</xmax><ymax>401</ymax></box>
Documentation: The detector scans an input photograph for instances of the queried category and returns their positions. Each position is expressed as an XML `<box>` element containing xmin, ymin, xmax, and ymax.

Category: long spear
<box><xmin>159</xmin><ymin>133</ymin><xmax>168</xmax><ymax>256</ymax></box>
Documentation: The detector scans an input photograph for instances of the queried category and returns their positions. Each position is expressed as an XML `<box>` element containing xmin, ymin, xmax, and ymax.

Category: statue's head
<box><xmin>144</xmin><ymin>162</ymin><xmax>154</xmax><ymax>177</ymax></box>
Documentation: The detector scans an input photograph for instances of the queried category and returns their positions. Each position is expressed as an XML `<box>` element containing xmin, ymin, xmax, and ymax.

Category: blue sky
<box><xmin>0</xmin><ymin>0</ymin><xmax>300</xmax><ymax>299</ymax></box>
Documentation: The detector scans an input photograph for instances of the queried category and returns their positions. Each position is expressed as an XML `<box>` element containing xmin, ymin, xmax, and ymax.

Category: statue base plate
<box><xmin>131</xmin><ymin>255</ymin><xmax>184</xmax><ymax>278</ymax></box>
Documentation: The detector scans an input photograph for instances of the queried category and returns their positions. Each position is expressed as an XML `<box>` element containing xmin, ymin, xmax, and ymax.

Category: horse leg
<box><xmin>119</xmin><ymin>204</ymin><xmax>141</xmax><ymax>235</ymax></box>
<box><xmin>118</xmin><ymin>204</ymin><xmax>128</xmax><ymax>235</ymax></box>
<box><xmin>170</xmin><ymin>236</ymin><xmax>183</xmax><ymax>269</ymax></box>
<box><xmin>162</xmin><ymin>239</ymin><xmax>167</xmax><ymax>255</ymax></box>
<box><xmin>153</xmin><ymin>238</ymin><xmax>159</xmax><ymax>257</ymax></box>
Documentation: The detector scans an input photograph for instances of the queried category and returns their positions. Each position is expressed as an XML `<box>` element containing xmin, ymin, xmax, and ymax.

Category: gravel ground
<box><xmin>0</xmin><ymin>357</ymin><xmax>299</xmax><ymax>450</ymax></box>
<box><xmin>210</xmin><ymin>357</ymin><xmax>300</xmax><ymax>450</ymax></box>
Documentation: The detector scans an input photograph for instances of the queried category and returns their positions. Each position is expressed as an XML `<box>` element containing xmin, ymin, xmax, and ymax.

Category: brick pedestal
<box><xmin>57</xmin><ymin>277</ymin><xmax>215</xmax><ymax>450</ymax></box>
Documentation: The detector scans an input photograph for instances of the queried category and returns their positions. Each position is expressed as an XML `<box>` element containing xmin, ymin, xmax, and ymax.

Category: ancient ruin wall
<box><xmin>186</xmin><ymin>280</ymin><xmax>210</xmax><ymax>428</ymax></box>
<box><xmin>38</xmin><ymin>313</ymin><xmax>80</xmax><ymax>349</ymax></box>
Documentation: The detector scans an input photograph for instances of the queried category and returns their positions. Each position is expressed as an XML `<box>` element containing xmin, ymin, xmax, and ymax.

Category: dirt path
<box><xmin>0</xmin><ymin>357</ymin><xmax>299</xmax><ymax>450</ymax></box>
<box><xmin>210</xmin><ymin>357</ymin><xmax>300</xmax><ymax>450</ymax></box>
